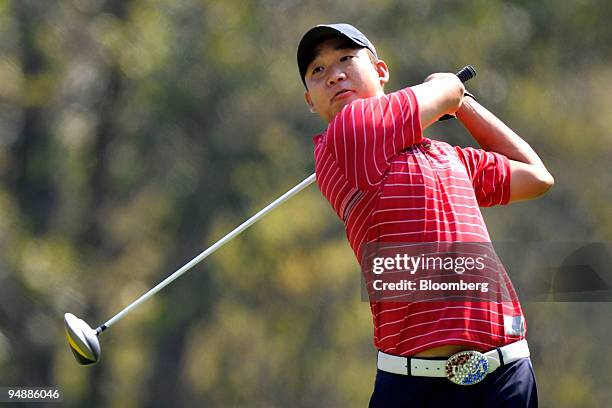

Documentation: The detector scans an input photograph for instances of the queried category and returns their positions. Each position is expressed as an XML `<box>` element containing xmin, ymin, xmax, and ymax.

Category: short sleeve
<box><xmin>454</xmin><ymin>146</ymin><xmax>511</xmax><ymax>206</ymax></box>
<box><xmin>324</xmin><ymin>87</ymin><xmax>422</xmax><ymax>191</ymax></box>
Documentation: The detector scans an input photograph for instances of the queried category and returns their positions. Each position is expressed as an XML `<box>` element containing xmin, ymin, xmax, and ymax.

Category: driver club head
<box><xmin>64</xmin><ymin>313</ymin><xmax>101</xmax><ymax>365</ymax></box>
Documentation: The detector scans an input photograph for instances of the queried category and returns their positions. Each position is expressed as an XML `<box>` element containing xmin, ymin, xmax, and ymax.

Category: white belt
<box><xmin>377</xmin><ymin>339</ymin><xmax>530</xmax><ymax>385</ymax></box>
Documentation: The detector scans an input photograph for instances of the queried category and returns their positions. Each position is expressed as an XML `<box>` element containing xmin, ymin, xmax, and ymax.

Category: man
<box><xmin>297</xmin><ymin>24</ymin><xmax>553</xmax><ymax>407</ymax></box>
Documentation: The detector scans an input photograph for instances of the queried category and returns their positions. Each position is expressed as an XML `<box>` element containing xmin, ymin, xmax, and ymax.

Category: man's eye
<box><xmin>340</xmin><ymin>55</ymin><xmax>355</xmax><ymax>62</ymax></box>
<box><xmin>312</xmin><ymin>66</ymin><xmax>323</xmax><ymax>75</ymax></box>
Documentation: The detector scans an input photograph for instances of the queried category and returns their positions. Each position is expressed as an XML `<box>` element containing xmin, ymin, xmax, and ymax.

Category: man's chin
<box><xmin>334</xmin><ymin>96</ymin><xmax>357</xmax><ymax>112</ymax></box>
<box><xmin>325</xmin><ymin>96</ymin><xmax>361</xmax><ymax>122</ymax></box>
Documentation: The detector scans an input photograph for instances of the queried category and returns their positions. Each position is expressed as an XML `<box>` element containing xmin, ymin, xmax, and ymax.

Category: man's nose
<box><xmin>327</xmin><ymin>69</ymin><xmax>347</xmax><ymax>86</ymax></box>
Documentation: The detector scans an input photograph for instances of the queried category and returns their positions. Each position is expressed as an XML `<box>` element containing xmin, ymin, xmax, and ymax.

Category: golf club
<box><xmin>64</xmin><ymin>173</ymin><xmax>316</xmax><ymax>365</ymax></box>
<box><xmin>64</xmin><ymin>66</ymin><xmax>476</xmax><ymax>365</ymax></box>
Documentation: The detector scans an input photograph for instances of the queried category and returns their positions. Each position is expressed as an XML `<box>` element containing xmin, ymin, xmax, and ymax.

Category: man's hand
<box><xmin>412</xmin><ymin>73</ymin><xmax>465</xmax><ymax>129</ymax></box>
<box><xmin>456</xmin><ymin>97</ymin><xmax>554</xmax><ymax>203</ymax></box>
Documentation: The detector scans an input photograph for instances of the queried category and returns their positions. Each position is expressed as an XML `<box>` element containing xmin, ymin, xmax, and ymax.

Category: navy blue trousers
<box><xmin>369</xmin><ymin>357</ymin><xmax>538</xmax><ymax>407</ymax></box>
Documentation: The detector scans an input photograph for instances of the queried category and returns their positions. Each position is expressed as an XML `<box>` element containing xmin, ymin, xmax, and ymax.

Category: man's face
<box><xmin>304</xmin><ymin>37</ymin><xmax>389</xmax><ymax>123</ymax></box>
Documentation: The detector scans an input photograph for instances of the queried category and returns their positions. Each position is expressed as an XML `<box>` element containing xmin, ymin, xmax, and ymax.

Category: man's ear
<box><xmin>304</xmin><ymin>90</ymin><xmax>317</xmax><ymax>113</ymax></box>
<box><xmin>375</xmin><ymin>59</ymin><xmax>390</xmax><ymax>87</ymax></box>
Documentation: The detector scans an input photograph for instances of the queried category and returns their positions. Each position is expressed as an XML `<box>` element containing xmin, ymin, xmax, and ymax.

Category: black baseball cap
<box><xmin>297</xmin><ymin>23</ymin><xmax>378</xmax><ymax>87</ymax></box>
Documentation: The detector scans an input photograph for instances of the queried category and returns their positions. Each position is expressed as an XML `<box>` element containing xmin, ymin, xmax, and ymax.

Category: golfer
<box><xmin>297</xmin><ymin>24</ymin><xmax>553</xmax><ymax>407</ymax></box>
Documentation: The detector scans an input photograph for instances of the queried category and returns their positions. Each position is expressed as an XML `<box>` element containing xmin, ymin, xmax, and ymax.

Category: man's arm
<box><xmin>456</xmin><ymin>97</ymin><xmax>554</xmax><ymax>203</ymax></box>
<box><xmin>325</xmin><ymin>87</ymin><xmax>423</xmax><ymax>191</ymax></box>
<box><xmin>412</xmin><ymin>73</ymin><xmax>465</xmax><ymax>129</ymax></box>
<box><xmin>324</xmin><ymin>74</ymin><xmax>464</xmax><ymax>191</ymax></box>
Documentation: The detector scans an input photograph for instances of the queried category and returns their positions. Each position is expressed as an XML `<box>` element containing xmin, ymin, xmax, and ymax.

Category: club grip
<box><xmin>438</xmin><ymin>65</ymin><xmax>476</xmax><ymax>121</ymax></box>
<box><xmin>456</xmin><ymin>65</ymin><xmax>476</xmax><ymax>83</ymax></box>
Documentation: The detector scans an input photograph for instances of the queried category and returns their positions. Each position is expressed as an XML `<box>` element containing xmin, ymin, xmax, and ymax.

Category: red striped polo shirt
<box><xmin>312</xmin><ymin>86</ymin><xmax>526</xmax><ymax>356</ymax></box>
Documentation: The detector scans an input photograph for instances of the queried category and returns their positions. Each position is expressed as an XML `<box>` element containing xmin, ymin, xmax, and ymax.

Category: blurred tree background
<box><xmin>0</xmin><ymin>0</ymin><xmax>610</xmax><ymax>406</ymax></box>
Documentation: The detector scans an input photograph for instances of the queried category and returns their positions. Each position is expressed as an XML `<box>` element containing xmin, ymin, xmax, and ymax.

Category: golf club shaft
<box><xmin>97</xmin><ymin>173</ymin><xmax>317</xmax><ymax>333</ymax></box>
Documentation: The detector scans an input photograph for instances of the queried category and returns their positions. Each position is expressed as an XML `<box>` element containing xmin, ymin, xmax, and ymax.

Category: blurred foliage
<box><xmin>0</xmin><ymin>0</ymin><xmax>610</xmax><ymax>407</ymax></box>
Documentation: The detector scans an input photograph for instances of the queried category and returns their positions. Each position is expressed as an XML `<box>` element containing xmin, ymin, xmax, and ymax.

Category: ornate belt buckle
<box><xmin>445</xmin><ymin>350</ymin><xmax>489</xmax><ymax>385</ymax></box>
